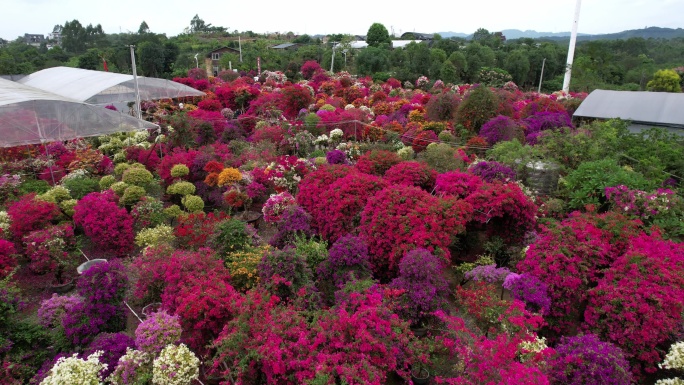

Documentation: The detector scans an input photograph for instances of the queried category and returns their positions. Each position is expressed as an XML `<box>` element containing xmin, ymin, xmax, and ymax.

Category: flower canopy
<box><xmin>0</xmin><ymin>78</ymin><xmax>158</xmax><ymax>147</ymax></box>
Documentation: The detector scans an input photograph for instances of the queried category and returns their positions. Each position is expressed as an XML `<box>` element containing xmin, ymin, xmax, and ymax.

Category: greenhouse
<box><xmin>0</xmin><ymin>77</ymin><xmax>157</xmax><ymax>147</ymax></box>
<box><xmin>17</xmin><ymin>66</ymin><xmax>205</xmax><ymax>106</ymax></box>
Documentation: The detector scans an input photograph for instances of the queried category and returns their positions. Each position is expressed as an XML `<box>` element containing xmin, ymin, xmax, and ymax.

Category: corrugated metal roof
<box><xmin>573</xmin><ymin>89</ymin><xmax>684</xmax><ymax>128</ymax></box>
<box><xmin>18</xmin><ymin>67</ymin><xmax>204</xmax><ymax>105</ymax></box>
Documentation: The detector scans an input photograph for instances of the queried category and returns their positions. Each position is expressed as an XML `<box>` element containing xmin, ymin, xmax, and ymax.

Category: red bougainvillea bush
<box><xmin>359</xmin><ymin>185</ymin><xmax>472</xmax><ymax>279</ymax></box>
<box><xmin>384</xmin><ymin>161</ymin><xmax>437</xmax><ymax>191</ymax></box>
<box><xmin>315</xmin><ymin>172</ymin><xmax>387</xmax><ymax>242</ymax></box>
<box><xmin>296</xmin><ymin>164</ymin><xmax>357</xmax><ymax>229</ymax></box>
<box><xmin>464</xmin><ymin>181</ymin><xmax>537</xmax><ymax>244</ymax></box>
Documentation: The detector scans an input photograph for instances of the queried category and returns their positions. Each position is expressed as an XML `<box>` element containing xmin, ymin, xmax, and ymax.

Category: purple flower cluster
<box><xmin>85</xmin><ymin>332</ymin><xmax>135</xmax><ymax>379</ymax></box>
<box><xmin>135</xmin><ymin>310</ymin><xmax>182</xmax><ymax>354</ymax></box>
<box><xmin>37</xmin><ymin>293</ymin><xmax>83</xmax><ymax>328</ymax></box>
<box><xmin>468</xmin><ymin>161</ymin><xmax>516</xmax><ymax>183</ymax></box>
<box><xmin>550</xmin><ymin>334</ymin><xmax>633</xmax><ymax>385</ymax></box>
<box><xmin>523</xmin><ymin>111</ymin><xmax>573</xmax><ymax>144</ymax></box>
<box><xmin>63</xmin><ymin>260</ymin><xmax>129</xmax><ymax>346</ymax></box>
<box><xmin>325</xmin><ymin>149</ymin><xmax>348</xmax><ymax>165</ymax></box>
<box><xmin>389</xmin><ymin>248</ymin><xmax>449</xmax><ymax>325</ymax></box>
<box><xmin>479</xmin><ymin>115</ymin><xmax>522</xmax><ymax>145</ymax></box>
<box><xmin>465</xmin><ymin>264</ymin><xmax>512</xmax><ymax>283</ymax></box>
<box><xmin>269</xmin><ymin>205</ymin><xmax>314</xmax><ymax>249</ymax></box>
<box><xmin>503</xmin><ymin>273</ymin><xmax>551</xmax><ymax>314</ymax></box>
<box><xmin>317</xmin><ymin>234</ymin><xmax>371</xmax><ymax>288</ymax></box>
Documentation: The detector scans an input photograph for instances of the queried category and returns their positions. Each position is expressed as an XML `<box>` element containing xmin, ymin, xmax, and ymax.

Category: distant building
<box><xmin>24</xmin><ymin>34</ymin><xmax>45</xmax><ymax>47</ymax></box>
<box><xmin>205</xmin><ymin>46</ymin><xmax>241</xmax><ymax>76</ymax></box>
<box><xmin>48</xmin><ymin>25</ymin><xmax>63</xmax><ymax>46</ymax></box>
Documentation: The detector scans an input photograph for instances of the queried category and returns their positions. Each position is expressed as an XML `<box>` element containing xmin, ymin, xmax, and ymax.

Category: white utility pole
<box><xmin>330</xmin><ymin>43</ymin><xmax>336</xmax><ymax>73</ymax></box>
<box><xmin>238</xmin><ymin>35</ymin><xmax>243</xmax><ymax>62</ymax></box>
<box><xmin>538</xmin><ymin>58</ymin><xmax>546</xmax><ymax>93</ymax></box>
<box><xmin>562</xmin><ymin>0</ymin><xmax>582</xmax><ymax>93</ymax></box>
<box><xmin>129</xmin><ymin>45</ymin><xmax>141</xmax><ymax>120</ymax></box>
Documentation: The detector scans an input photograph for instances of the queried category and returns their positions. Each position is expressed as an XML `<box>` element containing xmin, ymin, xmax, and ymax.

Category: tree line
<box><xmin>1</xmin><ymin>19</ymin><xmax>683</xmax><ymax>92</ymax></box>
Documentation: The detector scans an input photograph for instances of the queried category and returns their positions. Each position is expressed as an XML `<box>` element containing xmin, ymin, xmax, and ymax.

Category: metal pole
<box><xmin>538</xmin><ymin>58</ymin><xmax>546</xmax><ymax>93</ymax></box>
<box><xmin>239</xmin><ymin>35</ymin><xmax>243</xmax><ymax>63</ymax></box>
<box><xmin>562</xmin><ymin>0</ymin><xmax>582</xmax><ymax>93</ymax></box>
<box><xmin>130</xmin><ymin>45</ymin><xmax>142</xmax><ymax>120</ymax></box>
<box><xmin>330</xmin><ymin>43</ymin><xmax>336</xmax><ymax>73</ymax></box>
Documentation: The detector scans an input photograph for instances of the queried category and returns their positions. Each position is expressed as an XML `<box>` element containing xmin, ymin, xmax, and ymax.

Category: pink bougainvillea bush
<box><xmin>464</xmin><ymin>181</ymin><xmax>536</xmax><ymax>244</ymax></box>
<box><xmin>212</xmin><ymin>287</ymin><xmax>416</xmax><ymax>385</ymax></box>
<box><xmin>359</xmin><ymin>185</ymin><xmax>472</xmax><ymax>279</ymax></box>
<box><xmin>430</xmin><ymin>309</ymin><xmax>552</xmax><ymax>384</ymax></box>
<box><xmin>7</xmin><ymin>193</ymin><xmax>60</xmax><ymax>240</ymax></box>
<box><xmin>315</xmin><ymin>172</ymin><xmax>387</xmax><ymax>243</ymax></box>
<box><xmin>517</xmin><ymin>211</ymin><xmax>642</xmax><ymax>336</ymax></box>
<box><xmin>384</xmin><ymin>161</ymin><xmax>437</xmax><ymax>192</ymax></box>
<box><xmin>434</xmin><ymin>171</ymin><xmax>484</xmax><ymax>199</ymax></box>
<box><xmin>583</xmin><ymin>233</ymin><xmax>684</xmax><ymax>376</ymax></box>
<box><xmin>73</xmin><ymin>190</ymin><xmax>134</xmax><ymax>255</ymax></box>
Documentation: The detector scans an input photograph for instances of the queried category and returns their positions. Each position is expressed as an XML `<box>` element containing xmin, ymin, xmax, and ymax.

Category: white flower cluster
<box><xmin>40</xmin><ymin>351</ymin><xmax>106</xmax><ymax>385</ymax></box>
<box><xmin>344</xmin><ymin>104</ymin><xmax>355</xmax><ymax>110</ymax></box>
<box><xmin>661</xmin><ymin>341</ymin><xmax>684</xmax><ymax>370</ymax></box>
<box><xmin>152</xmin><ymin>343</ymin><xmax>200</xmax><ymax>385</ymax></box>
<box><xmin>519</xmin><ymin>335</ymin><xmax>548</xmax><ymax>354</ymax></box>
<box><xmin>0</xmin><ymin>211</ymin><xmax>10</xmax><ymax>232</ymax></box>
<box><xmin>329</xmin><ymin>128</ymin><xmax>344</xmax><ymax>140</ymax></box>
<box><xmin>60</xmin><ymin>168</ymin><xmax>89</xmax><ymax>182</ymax></box>
<box><xmin>655</xmin><ymin>379</ymin><xmax>684</xmax><ymax>385</ymax></box>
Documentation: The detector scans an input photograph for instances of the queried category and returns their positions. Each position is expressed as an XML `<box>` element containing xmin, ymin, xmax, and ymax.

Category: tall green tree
<box><xmin>504</xmin><ymin>49</ymin><xmax>530</xmax><ymax>85</ymax></box>
<box><xmin>366</xmin><ymin>23</ymin><xmax>391</xmax><ymax>48</ymax></box>
<box><xmin>355</xmin><ymin>46</ymin><xmax>390</xmax><ymax>75</ymax></box>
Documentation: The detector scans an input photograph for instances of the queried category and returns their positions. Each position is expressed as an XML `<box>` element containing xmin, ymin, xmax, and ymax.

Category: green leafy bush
<box><xmin>181</xmin><ymin>195</ymin><xmax>204</xmax><ymax>213</ymax></box>
<box><xmin>62</xmin><ymin>176</ymin><xmax>101</xmax><ymax>200</ymax></box>
<box><xmin>122</xmin><ymin>166</ymin><xmax>154</xmax><ymax>186</ymax></box>
<box><xmin>167</xmin><ymin>181</ymin><xmax>196</xmax><ymax>196</ymax></box>
<box><xmin>563</xmin><ymin>159</ymin><xmax>654</xmax><ymax>210</ymax></box>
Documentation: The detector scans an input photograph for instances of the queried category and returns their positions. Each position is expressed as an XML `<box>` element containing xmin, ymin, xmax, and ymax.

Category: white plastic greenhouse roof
<box><xmin>0</xmin><ymin>78</ymin><xmax>158</xmax><ymax>147</ymax></box>
<box><xmin>573</xmin><ymin>90</ymin><xmax>684</xmax><ymax>128</ymax></box>
<box><xmin>18</xmin><ymin>66</ymin><xmax>205</xmax><ymax>105</ymax></box>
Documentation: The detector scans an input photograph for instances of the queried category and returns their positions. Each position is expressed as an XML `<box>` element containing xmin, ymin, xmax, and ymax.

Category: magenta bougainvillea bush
<box><xmin>434</xmin><ymin>171</ymin><xmax>484</xmax><ymax>199</ymax></box>
<box><xmin>0</xmin><ymin>239</ymin><xmax>17</xmax><ymax>279</ymax></box>
<box><xmin>584</xmin><ymin>233</ymin><xmax>684</xmax><ymax>376</ymax></box>
<box><xmin>517</xmin><ymin>211</ymin><xmax>642</xmax><ymax>336</ymax></box>
<box><xmin>73</xmin><ymin>190</ymin><xmax>135</xmax><ymax>255</ymax></box>
<box><xmin>359</xmin><ymin>185</ymin><xmax>472</xmax><ymax>278</ymax></box>
<box><xmin>7</xmin><ymin>193</ymin><xmax>60</xmax><ymax>240</ymax></box>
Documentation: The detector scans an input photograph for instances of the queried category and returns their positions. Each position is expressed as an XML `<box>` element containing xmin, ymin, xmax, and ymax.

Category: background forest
<box><xmin>1</xmin><ymin>16</ymin><xmax>684</xmax><ymax>93</ymax></box>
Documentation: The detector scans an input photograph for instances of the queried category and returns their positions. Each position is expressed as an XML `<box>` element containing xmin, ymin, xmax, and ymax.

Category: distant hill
<box><xmin>436</xmin><ymin>27</ymin><xmax>684</xmax><ymax>41</ymax></box>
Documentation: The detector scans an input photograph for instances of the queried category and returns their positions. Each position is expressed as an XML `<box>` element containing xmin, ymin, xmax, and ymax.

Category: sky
<box><xmin>2</xmin><ymin>0</ymin><xmax>683</xmax><ymax>41</ymax></box>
